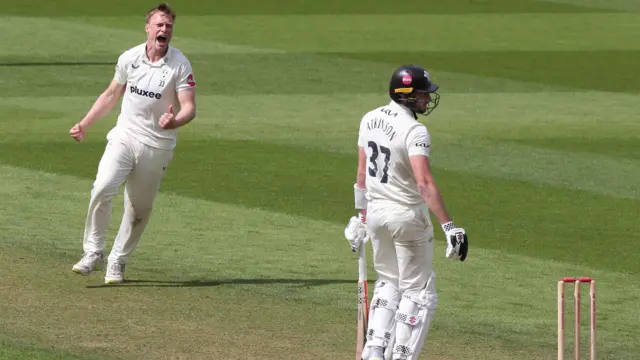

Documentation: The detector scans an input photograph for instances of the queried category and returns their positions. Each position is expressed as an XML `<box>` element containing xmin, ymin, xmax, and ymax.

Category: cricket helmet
<box><xmin>389</xmin><ymin>65</ymin><xmax>440</xmax><ymax>116</ymax></box>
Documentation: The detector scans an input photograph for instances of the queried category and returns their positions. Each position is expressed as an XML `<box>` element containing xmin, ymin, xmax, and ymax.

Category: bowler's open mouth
<box><xmin>157</xmin><ymin>35</ymin><xmax>167</xmax><ymax>44</ymax></box>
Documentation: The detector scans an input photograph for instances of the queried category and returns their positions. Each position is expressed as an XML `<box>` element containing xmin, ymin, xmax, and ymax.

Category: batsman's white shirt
<box><xmin>358</xmin><ymin>101</ymin><xmax>431</xmax><ymax>206</ymax></box>
<box><xmin>111</xmin><ymin>43</ymin><xmax>196</xmax><ymax>150</ymax></box>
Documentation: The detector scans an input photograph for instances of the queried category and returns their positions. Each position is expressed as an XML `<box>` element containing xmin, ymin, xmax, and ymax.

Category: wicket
<box><xmin>557</xmin><ymin>277</ymin><xmax>596</xmax><ymax>360</ymax></box>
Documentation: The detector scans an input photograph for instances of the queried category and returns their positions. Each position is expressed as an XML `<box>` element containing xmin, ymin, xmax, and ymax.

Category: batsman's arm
<box><xmin>355</xmin><ymin>146</ymin><xmax>368</xmax><ymax>219</ymax></box>
<box><xmin>410</xmin><ymin>155</ymin><xmax>452</xmax><ymax>225</ymax></box>
<box><xmin>78</xmin><ymin>80</ymin><xmax>126</xmax><ymax>131</ymax></box>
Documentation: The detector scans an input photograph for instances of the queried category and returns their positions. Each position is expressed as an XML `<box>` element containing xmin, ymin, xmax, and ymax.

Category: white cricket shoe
<box><xmin>72</xmin><ymin>252</ymin><xmax>104</xmax><ymax>275</ymax></box>
<box><xmin>104</xmin><ymin>261</ymin><xmax>126</xmax><ymax>284</ymax></box>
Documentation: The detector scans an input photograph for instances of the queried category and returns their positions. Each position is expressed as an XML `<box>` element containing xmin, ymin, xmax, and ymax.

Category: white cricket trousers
<box><xmin>83</xmin><ymin>129</ymin><xmax>173</xmax><ymax>264</ymax></box>
<box><xmin>366</xmin><ymin>200</ymin><xmax>435</xmax><ymax>298</ymax></box>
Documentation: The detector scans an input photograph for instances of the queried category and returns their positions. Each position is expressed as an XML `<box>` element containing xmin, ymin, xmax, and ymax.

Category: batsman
<box><xmin>344</xmin><ymin>65</ymin><xmax>469</xmax><ymax>360</ymax></box>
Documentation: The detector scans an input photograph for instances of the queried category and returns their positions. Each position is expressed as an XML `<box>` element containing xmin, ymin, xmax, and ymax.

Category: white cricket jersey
<box><xmin>358</xmin><ymin>101</ymin><xmax>431</xmax><ymax>206</ymax></box>
<box><xmin>111</xmin><ymin>43</ymin><xmax>196</xmax><ymax>150</ymax></box>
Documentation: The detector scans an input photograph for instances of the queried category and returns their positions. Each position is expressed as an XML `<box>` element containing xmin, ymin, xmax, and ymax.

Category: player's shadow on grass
<box><xmin>87</xmin><ymin>278</ymin><xmax>354</xmax><ymax>289</ymax></box>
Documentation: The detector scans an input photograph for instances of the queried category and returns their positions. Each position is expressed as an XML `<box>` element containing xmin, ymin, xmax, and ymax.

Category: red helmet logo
<box><xmin>402</xmin><ymin>74</ymin><xmax>412</xmax><ymax>85</ymax></box>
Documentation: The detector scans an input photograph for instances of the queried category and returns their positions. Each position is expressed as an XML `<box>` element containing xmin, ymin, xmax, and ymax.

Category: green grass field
<box><xmin>1</xmin><ymin>0</ymin><xmax>639</xmax><ymax>359</ymax></box>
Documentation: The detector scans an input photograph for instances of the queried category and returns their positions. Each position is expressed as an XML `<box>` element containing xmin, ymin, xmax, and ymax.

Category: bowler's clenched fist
<box><xmin>69</xmin><ymin>123</ymin><xmax>85</xmax><ymax>142</ymax></box>
<box><xmin>159</xmin><ymin>104</ymin><xmax>177</xmax><ymax>129</ymax></box>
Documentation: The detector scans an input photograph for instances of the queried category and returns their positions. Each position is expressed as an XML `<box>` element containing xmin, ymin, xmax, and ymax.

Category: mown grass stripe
<box><xmin>1</xmin><ymin>164</ymin><xmax>639</xmax><ymax>359</ymax></box>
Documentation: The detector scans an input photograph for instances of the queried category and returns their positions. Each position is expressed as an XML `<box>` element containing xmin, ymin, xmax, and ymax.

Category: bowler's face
<box><xmin>146</xmin><ymin>12</ymin><xmax>174</xmax><ymax>51</ymax></box>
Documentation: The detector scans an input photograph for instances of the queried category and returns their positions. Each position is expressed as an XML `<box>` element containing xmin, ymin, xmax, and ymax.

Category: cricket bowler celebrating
<box><xmin>345</xmin><ymin>65</ymin><xmax>468</xmax><ymax>360</ymax></box>
<box><xmin>69</xmin><ymin>3</ymin><xmax>196</xmax><ymax>284</ymax></box>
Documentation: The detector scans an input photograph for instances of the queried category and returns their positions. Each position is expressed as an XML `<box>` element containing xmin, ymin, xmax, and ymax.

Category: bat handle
<box><xmin>358</xmin><ymin>245</ymin><xmax>367</xmax><ymax>281</ymax></box>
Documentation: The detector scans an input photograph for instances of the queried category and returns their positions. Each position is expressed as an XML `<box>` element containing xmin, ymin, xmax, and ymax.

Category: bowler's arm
<box><xmin>174</xmin><ymin>88</ymin><xmax>196</xmax><ymax>127</ymax></box>
<box><xmin>79</xmin><ymin>80</ymin><xmax>126</xmax><ymax>130</ymax></box>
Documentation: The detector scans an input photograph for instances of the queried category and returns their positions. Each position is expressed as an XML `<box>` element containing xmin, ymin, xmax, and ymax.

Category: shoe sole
<box><xmin>72</xmin><ymin>267</ymin><xmax>89</xmax><ymax>275</ymax></box>
<box><xmin>104</xmin><ymin>279</ymin><xmax>124</xmax><ymax>284</ymax></box>
<box><xmin>71</xmin><ymin>264</ymin><xmax>104</xmax><ymax>275</ymax></box>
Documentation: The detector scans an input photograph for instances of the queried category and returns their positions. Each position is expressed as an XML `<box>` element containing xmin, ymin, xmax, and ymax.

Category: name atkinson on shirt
<box><xmin>366</xmin><ymin>117</ymin><xmax>396</xmax><ymax>141</ymax></box>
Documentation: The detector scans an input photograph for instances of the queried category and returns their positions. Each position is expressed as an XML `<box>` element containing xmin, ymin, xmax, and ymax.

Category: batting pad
<box><xmin>392</xmin><ymin>273</ymin><xmax>438</xmax><ymax>360</ymax></box>
<box><xmin>365</xmin><ymin>280</ymin><xmax>401</xmax><ymax>349</ymax></box>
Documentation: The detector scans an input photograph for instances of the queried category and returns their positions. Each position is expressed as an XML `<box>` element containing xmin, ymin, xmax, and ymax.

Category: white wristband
<box><xmin>441</xmin><ymin>221</ymin><xmax>456</xmax><ymax>232</ymax></box>
<box><xmin>354</xmin><ymin>184</ymin><xmax>367</xmax><ymax>210</ymax></box>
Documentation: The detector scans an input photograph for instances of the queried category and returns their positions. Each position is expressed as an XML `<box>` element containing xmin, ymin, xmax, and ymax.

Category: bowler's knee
<box><xmin>126</xmin><ymin>201</ymin><xmax>154</xmax><ymax>220</ymax></box>
<box><xmin>132</xmin><ymin>207</ymin><xmax>153</xmax><ymax>220</ymax></box>
<box><xmin>90</xmin><ymin>181</ymin><xmax>119</xmax><ymax>202</ymax></box>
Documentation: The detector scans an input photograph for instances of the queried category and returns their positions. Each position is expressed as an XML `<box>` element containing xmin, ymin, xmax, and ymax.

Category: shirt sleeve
<box><xmin>357</xmin><ymin>115</ymin><xmax>367</xmax><ymax>148</ymax></box>
<box><xmin>406</xmin><ymin>125</ymin><xmax>431</xmax><ymax>157</ymax></box>
<box><xmin>113</xmin><ymin>54</ymin><xmax>128</xmax><ymax>85</ymax></box>
<box><xmin>175</xmin><ymin>60</ymin><xmax>196</xmax><ymax>92</ymax></box>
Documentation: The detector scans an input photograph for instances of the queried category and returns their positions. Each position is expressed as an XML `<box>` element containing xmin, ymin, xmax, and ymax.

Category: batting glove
<box><xmin>442</xmin><ymin>222</ymin><xmax>468</xmax><ymax>261</ymax></box>
<box><xmin>344</xmin><ymin>215</ymin><xmax>369</xmax><ymax>252</ymax></box>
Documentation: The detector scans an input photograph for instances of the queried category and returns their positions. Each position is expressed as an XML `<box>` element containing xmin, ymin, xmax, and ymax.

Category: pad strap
<box><xmin>395</xmin><ymin>310</ymin><xmax>422</xmax><ymax>326</ymax></box>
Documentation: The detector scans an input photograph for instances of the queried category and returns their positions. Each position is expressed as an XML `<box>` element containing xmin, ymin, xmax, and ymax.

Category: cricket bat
<box><xmin>355</xmin><ymin>244</ymin><xmax>369</xmax><ymax>360</ymax></box>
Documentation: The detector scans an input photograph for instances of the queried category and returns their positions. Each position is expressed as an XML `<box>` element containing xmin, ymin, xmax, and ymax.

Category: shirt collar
<box><xmin>387</xmin><ymin>100</ymin><xmax>417</xmax><ymax>119</ymax></box>
<box><xmin>141</xmin><ymin>44</ymin><xmax>171</xmax><ymax>67</ymax></box>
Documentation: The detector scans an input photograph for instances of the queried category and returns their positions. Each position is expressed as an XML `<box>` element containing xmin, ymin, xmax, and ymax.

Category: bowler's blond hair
<box><xmin>146</xmin><ymin>3</ymin><xmax>176</xmax><ymax>23</ymax></box>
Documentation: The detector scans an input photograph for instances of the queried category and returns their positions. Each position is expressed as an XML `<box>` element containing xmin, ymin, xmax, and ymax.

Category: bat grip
<box><xmin>358</xmin><ymin>245</ymin><xmax>367</xmax><ymax>281</ymax></box>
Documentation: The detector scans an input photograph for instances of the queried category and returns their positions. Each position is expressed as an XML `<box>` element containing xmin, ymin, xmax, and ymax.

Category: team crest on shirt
<box><xmin>187</xmin><ymin>73</ymin><xmax>196</xmax><ymax>87</ymax></box>
<box><xmin>159</xmin><ymin>69</ymin><xmax>168</xmax><ymax>88</ymax></box>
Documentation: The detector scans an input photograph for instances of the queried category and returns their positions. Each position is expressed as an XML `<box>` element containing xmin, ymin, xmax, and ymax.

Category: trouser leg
<box><xmin>108</xmin><ymin>144</ymin><xmax>173</xmax><ymax>264</ymax></box>
<box><xmin>82</xmin><ymin>140</ymin><xmax>134</xmax><ymax>253</ymax></box>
